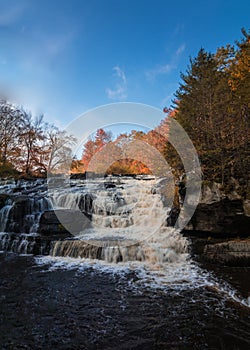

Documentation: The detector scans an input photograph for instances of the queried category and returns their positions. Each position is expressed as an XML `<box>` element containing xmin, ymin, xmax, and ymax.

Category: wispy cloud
<box><xmin>161</xmin><ymin>94</ymin><xmax>172</xmax><ymax>106</ymax></box>
<box><xmin>0</xmin><ymin>55</ymin><xmax>7</xmax><ymax>65</ymax></box>
<box><xmin>113</xmin><ymin>66</ymin><xmax>126</xmax><ymax>83</ymax></box>
<box><xmin>43</xmin><ymin>32</ymin><xmax>75</xmax><ymax>59</ymax></box>
<box><xmin>0</xmin><ymin>2</ymin><xmax>26</xmax><ymax>26</ymax></box>
<box><xmin>145</xmin><ymin>44</ymin><xmax>186</xmax><ymax>81</ymax></box>
<box><xmin>145</xmin><ymin>63</ymin><xmax>175</xmax><ymax>81</ymax></box>
<box><xmin>173</xmin><ymin>24</ymin><xmax>185</xmax><ymax>37</ymax></box>
<box><xmin>176</xmin><ymin>44</ymin><xmax>186</xmax><ymax>56</ymax></box>
<box><xmin>106</xmin><ymin>66</ymin><xmax>127</xmax><ymax>100</ymax></box>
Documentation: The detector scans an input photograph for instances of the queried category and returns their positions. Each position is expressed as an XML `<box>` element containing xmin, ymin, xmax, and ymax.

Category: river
<box><xmin>0</xmin><ymin>177</ymin><xmax>249</xmax><ymax>349</ymax></box>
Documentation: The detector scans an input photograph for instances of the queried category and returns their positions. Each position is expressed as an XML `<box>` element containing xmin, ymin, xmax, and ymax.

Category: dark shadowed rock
<box><xmin>185</xmin><ymin>198</ymin><xmax>250</xmax><ymax>235</ymax></box>
<box><xmin>0</xmin><ymin>194</ymin><xmax>9</xmax><ymax>209</ymax></box>
<box><xmin>7</xmin><ymin>196</ymin><xmax>31</xmax><ymax>233</ymax></box>
<box><xmin>183</xmin><ymin>182</ymin><xmax>250</xmax><ymax>236</ymax></box>
<box><xmin>78</xmin><ymin>193</ymin><xmax>94</xmax><ymax>216</ymax></box>
<box><xmin>104</xmin><ymin>182</ymin><xmax>116</xmax><ymax>189</ymax></box>
<box><xmin>167</xmin><ymin>207</ymin><xmax>180</xmax><ymax>226</ymax></box>
<box><xmin>39</xmin><ymin>209</ymin><xmax>91</xmax><ymax>236</ymax></box>
<box><xmin>204</xmin><ymin>240</ymin><xmax>250</xmax><ymax>266</ymax></box>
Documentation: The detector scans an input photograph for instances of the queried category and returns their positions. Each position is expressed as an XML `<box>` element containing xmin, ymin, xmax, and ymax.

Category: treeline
<box><xmin>165</xmin><ymin>28</ymin><xmax>249</xmax><ymax>196</ymax></box>
<box><xmin>0</xmin><ymin>100</ymin><xmax>75</xmax><ymax>177</ymax></box>
<box><xmin>79</xmin><ymin>29</ymin><xmax>249</xmax><ymax>197</ymax></box>
<box><xmin>76</xmin><ymin>128</ymin><xmax>167</xmax><ymax>175</ymax></box>
<box><xmin>1</xmin><ymin>28</ymin><xmax>249</xmax><ymax>194</ymax></box>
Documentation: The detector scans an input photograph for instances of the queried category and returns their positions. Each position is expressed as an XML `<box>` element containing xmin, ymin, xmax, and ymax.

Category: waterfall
<box><xmin>0</xmin><ymin>232</ymin><xmax>51</xmax><ymax>255</ymax></box>
<box><xmin>49</xmin><ymin>177</ymin><xmax>188</xmax><ymax>265</ymax></box>
<box><xmin>0</xmin><ymin>205</ymin><xmax>12</xmax><ymax>232</ymax></box>
<box><xmin>49</xmin><ymin>227</ymin><xmax>188</xmax><ymax>264</ymax></box>
<box><xmin>0</xmin><ymin>178</ymin><xmax>51</xmax><ymax>234</ymax></box>
<box><xmin>0</xmin><ymin>176</ymin><xmax>188</xmax><ymax>265</ymax></box>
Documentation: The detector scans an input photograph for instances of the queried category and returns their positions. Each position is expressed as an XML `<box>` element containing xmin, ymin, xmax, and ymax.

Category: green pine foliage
<box><xmin>165</xmin><ymin>28</ymin><xmax>250</xmax><ymax>198</ymax></box>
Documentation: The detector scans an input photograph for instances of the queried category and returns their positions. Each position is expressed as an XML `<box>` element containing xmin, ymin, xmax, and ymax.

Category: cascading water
<box><xmin>0</xmin><ymin>205</ymin><xmax>12</xmax><ymax>232</ymax></box>
<box><xmin>0</xmin><ymin>177</ymin><xmax>249</xmax><ymax>311</ymax></box>
<box><xmin>49</xmin><ymin>176</ymin><xmax>188</xmax><ymax>266</ymax></box>
<box><xmin>40</xmin><ymin>176</ymin><xmax>249</xmax><ymax>308</ymax></box>
<box><xmin>0</xmin><ymin>179</ymin><xmax>52</xmax><ymax>254</ymax></box>
<box><xmin>0</xmin><ymin>179</ymin><xmax>51</xmax><ymax>234</ymax></box>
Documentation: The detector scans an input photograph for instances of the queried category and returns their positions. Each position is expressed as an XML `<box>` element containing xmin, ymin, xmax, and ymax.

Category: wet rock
<box><xmin>204</xmin><ymin>240</ymin><xmax>250</xmax><ymax>266</ymax></box>
<box><xmin>38</xmin><ymin>209</ymin><xmax>91</xmax><ymax>236</ymax></box>
<box><xmin>47</xmin><ymin>177</ymin><xmax>66</xmax><ymax>188</ymax></box>
<box><xmin>0</xmin><ymin>194</ymin><xmax>9</xmax><ymax>209</ymax></box>
<box><xmin>104</xmin><ymin>183</ymin><xmax>116</xmax><ymax>189</ymax></box>
<box><xmin>7</xmin><ymin>196</ymin><xmax>31</xmax><ymax>233</ymax></box>
<box><xmin>78</xmin><ymin>193</ymin><xmax>94</xmax><ymax>216</ymax></box>
<box><xmin>167</xmin><ymin>207</ymin><xmax>180</xmax><ymax>227</ymax></box>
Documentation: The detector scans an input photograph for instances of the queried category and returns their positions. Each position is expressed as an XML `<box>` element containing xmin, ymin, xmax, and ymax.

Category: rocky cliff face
<box><xmin>184</xmin><ymin>182</ymin><xmax>250</xmax><ymax>236</ymax></box>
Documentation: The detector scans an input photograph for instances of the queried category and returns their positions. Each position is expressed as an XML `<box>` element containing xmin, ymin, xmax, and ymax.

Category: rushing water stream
<box><xmin>0</xmin><ymin>177</ymin><xmax>249</xmax><ymax>349</ymax></box>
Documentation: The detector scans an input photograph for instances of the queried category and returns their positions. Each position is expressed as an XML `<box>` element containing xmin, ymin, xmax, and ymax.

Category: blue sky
<box><xmin>0</xmin><ymin>0</ymin><xmax>249</xmax><ymax>129</ymax></box>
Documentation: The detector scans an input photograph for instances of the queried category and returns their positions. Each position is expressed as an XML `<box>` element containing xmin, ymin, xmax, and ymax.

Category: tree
<box><xmin>81</xmin><ymin>129</ymin><xmax>112</xmax><ymax>172</ymax></box>
<box><xmin>165</xmin><ymin>28</ymin><xmax>249</xmax><ymax>196</ymax></box>
<box><xmin>19</xmin><ymin>114</ymin><xmax>45</xmax><ymax>176</ymax></box>
<box><xmin>45</xmin><ymin>125</ymin><xmax>76</xmax><ymax>174</ymax></box>
<box><xmin>0</xmin><ymin>100</ymin><xmax>26</xmax><ymax>165</ymax></box>
<box><xmin>0</xmin><ymin>100</ymin><xmax>76</xmax><ymax>177</ymax></box>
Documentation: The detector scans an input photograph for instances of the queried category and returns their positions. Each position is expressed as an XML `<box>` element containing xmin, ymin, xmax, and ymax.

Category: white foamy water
<box><xmin>1</xmin><ymin>177</ymin><xmax>248</xmax><ymax>308</ymax></box>
<box><xmin>50</xmin><ymin>176</ymin><xmax>174</xmax><ymax>246</ymax></box>
<box><xmin>44</xmin><ymin>177</ymin><xmax>250</xmax><ymax>308</ymax></box>
<box><xmin>35</xmin><ymin>255</ymin><xmax>250</xmax><ymax>308</ymax></box>
<box><xmin>0</xmin><ymin>178</ymin><xmax>51</xmax><ymax>234</ymax></box>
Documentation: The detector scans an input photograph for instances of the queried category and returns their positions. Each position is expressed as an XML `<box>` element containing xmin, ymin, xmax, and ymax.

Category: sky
<box><xmin>0</xmin><ymin>0</ymin><xmax>249</xmax><ymax>130</ymax></box>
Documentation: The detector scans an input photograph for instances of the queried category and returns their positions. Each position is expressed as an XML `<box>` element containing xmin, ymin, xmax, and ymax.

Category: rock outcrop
<box><xmin>204</xmin><ymin>240</ymin><xmax>250</xmax><ymax>266</ymax></box>
<box><xmin>184</xmin><ymin>182</ymin><xmax>250</xmax><ymax>236</ymax></box>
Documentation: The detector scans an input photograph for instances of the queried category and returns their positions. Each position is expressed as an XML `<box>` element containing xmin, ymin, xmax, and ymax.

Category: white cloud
<box><xmin>106</xmin><ymin>66</ymin><xmax>127</xmax><ymax>100</ymax></box>
<box><xmin>145</xmin><ymin>43</ymin><xmax>186</xmax><ymax>81</ymax></box>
